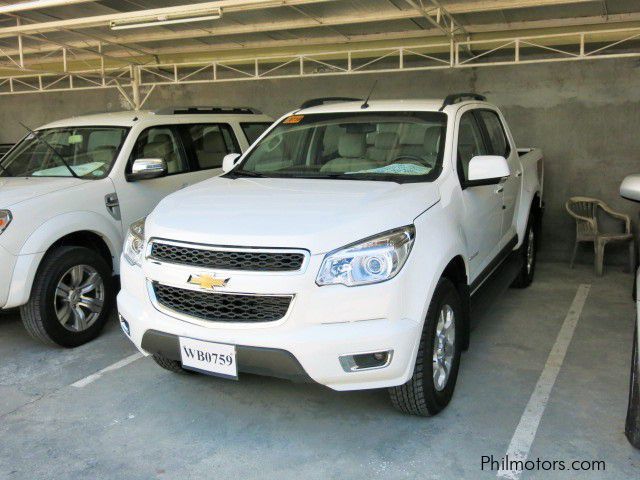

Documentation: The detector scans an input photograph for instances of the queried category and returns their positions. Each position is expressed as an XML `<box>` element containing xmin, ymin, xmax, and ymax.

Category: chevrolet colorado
<box><xmin>117</xmin><ymin>94</ymin><xmax>543</xmax><ymax>416</ymax></box>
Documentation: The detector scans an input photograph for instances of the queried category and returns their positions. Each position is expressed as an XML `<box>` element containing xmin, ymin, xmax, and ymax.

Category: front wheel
<box><xmin>388</xmin><ymin>278</ymin><xmax>463</xmax><ymax>416</ymax></box>
<box><xmin>20</xmin><ymin>246</ymin><xmax>114</xmax><ymax>347</ymax></box>
<box><xmin>626</xmin><ymin>322</ymin><xmax>640</xmax><ymax>448</ymax></box>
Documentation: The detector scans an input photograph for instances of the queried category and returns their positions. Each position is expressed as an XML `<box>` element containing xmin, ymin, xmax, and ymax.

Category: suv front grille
<box><xmin>149</xmin><ymin>241</ymin><xmax>306</xmax><ymax>272</ymax></box>
<box><xmin>153</xmin><ymin>283</ymin><xmax>292</xmax><ymax>323</ymax></box>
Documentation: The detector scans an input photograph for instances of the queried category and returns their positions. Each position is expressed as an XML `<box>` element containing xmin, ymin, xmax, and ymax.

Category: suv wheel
<box><xmin>21</xmin><ymin>246</ymin><xmax>114</xmax><ymax>347</ymax></box>
<box><xmin>388</xmin><ymin>278</ymin><xmax>463</xmax><ymax>416</ymax></box>
<box><xmin>511</xmin><ymin>213</ymin><xmax>538</xmax><ymax>289</ymax></box>
<box><xmin>152</xmin><ymin>354</ymin><xmax>191</xmax><ymax>374</ymax></box>
<box><xmin>626</xmin><ymin>323</ymin><xmax>640</xmax><ymax>448</ymax></box>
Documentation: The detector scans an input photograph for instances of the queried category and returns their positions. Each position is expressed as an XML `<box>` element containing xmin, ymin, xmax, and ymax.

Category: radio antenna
<box><xmin>361</xmin><ymin>80</ymin><xmax>378</xmax><ymax>109</ymax></box>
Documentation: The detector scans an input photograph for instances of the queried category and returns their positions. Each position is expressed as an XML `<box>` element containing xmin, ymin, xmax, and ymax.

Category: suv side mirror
<box><xmin>465</xmin><ymin>155</ymin><xmax>510</xmax><ymax>187</ymax></box>
<box><xmin>222</xmin><ymin>153</ymin><xmax>242</xmax><ymax>173</ymax></box>
<box><xmin>620</xmin><ymin>174</ymin><xmax>640</xmax><ymax>202</ymax></box>
<box><xmin>127</xmin><ymin>158</ymin><xmax>167</xmax><ymax>181</ymax></box>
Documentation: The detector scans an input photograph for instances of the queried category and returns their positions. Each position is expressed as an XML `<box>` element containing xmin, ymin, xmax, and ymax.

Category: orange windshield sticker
<box><xmin>283</xmin><ymin>115</ymin><xmax>304</xmax><ymax>124</ymax></box>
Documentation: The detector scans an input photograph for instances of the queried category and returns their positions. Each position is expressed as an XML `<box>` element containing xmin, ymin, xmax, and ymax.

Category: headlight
<box><xmin>0</xmin><ymin>210</ymin><xmax>11</xmax><ymax>234</ymax></box>
<box><xmin>123</xmin><ymin>217</ymin><xmax>146</xmax><ymax>266</ymax></box>
<box><xmin>316</xmin><ymin>225</ymin><xmax>416</xmax><ymax>287</ymax></box>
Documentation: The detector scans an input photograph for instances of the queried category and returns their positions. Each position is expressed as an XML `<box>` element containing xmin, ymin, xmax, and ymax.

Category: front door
<box><xmin>456</xmin><ymin>110</ymin><xmax>504</xmax><ymax>284</ymax></box>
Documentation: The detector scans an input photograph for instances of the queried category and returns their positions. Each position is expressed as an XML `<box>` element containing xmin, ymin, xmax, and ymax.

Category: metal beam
<box><xmin>0</xmin><ymin>0</ymin><xmax>97</xmax><ymax>15</ymax></box>
<box><xmin>4</xmin><ymin>10</ymin><xmax>640</xmax><ymax>66</ymax></box>
<box><xmin>0</xmin><ymin>0</ymin><xmax>599</xmax><ymax>40</ymax></box>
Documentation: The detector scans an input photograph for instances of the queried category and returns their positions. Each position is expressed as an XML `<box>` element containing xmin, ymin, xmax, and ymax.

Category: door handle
<box><xmin>495</xmin><ymin>185</ymin><xmax>504</xmax><ymax>194</ymax></box>
<box><xmin>515</xmin><ymin>170</ymin><xmax>522</xmax><ymax>177</ymax></box>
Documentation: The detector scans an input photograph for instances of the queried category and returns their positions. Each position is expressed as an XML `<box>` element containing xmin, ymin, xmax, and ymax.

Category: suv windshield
<box><xmin>230</xmin><ymin>111</ymin><xmax>446</xmax><ymax>183</ymax></box>
<box><xmin>0</xmin><ymin>126</ymin><xmax>128</xmax><ymax>178</ymax></box>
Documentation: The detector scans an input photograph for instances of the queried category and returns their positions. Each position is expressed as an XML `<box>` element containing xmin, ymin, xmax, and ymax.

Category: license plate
<box><xmin>179</xmin><ymin>337</ymin><xmax>238</xmax><ymax>379</ymax></box>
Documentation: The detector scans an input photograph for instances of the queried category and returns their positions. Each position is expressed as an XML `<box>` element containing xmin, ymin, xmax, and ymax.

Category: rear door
<box><xmin>456</xmin><ymin>110</ymin><xmax>504</xmax><ymax>283</ymax></box>
<box><xmin>476</xmin><ymin>109</ymin><xmax>519</xmax><ymax>246</ymax></box>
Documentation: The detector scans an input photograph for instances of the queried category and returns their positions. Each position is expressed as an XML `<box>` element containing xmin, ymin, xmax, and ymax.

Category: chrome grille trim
<box><xmin>146</xmin><ymin>238</ymin><xmax>310</xmax><ymax>275</ymax></box>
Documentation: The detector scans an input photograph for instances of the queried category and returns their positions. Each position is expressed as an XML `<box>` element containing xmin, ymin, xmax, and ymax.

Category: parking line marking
<box><xmin>70</xmin><ymin>352</ymin><xmax>144</xmax><ymax>388</ymax></box>
<box><xmin>497</xmin><ymin>284</ymin><xmax>591</xmax><ymax>480</ymax></box>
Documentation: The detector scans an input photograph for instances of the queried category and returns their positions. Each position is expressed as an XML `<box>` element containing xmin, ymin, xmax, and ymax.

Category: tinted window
<box><xmin>241</xmin><ymin>122</ymin><xmax>271</xmax><ymax>144</ymax></box>
<box><xmin>0</xmin><ymin>127</ymin><xmax>127</xmax><ymax>178</ymax></box>
<box><xmin>187</xmin><ymin>124</ymin><xmax>239</xmax><ymax>170</ymax></box>
<box><xmin>233</xmin><ymin>112</ymin><xmax>447</xmax><ymax>183</ymax></box>
<box><xmin>131</xmin><ymin>127</ymin><xmax>188</xmax><ymax>175</ymax></box>
<box><xmin>478</xmin><ymin>110</ymin><xmax>510</xmax><ymax>157</ymax></box>
<box><xmin>457</xmin><ymin>112</ymin><xmax>488</xmax><ymax>181</ymax></box>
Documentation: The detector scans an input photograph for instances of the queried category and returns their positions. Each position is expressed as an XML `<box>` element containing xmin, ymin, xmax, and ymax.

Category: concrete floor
<box><xmin>1</xmin><ymin>262</ymin><xmax>639</xmax><ymax>479</ymax></box>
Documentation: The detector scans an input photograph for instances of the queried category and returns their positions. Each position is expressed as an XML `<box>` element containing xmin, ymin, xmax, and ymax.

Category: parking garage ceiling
<box><xmin>1</xmin><ymin>0</ymin><xmax>640</xmax><ymax>99</ymax></box>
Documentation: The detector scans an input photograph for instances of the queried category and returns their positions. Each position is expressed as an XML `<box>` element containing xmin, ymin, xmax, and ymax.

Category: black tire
<box><xmin>20</xmin><ymin>246</ymin><xmax>114</xmax><ymax>348</ymax></box>
<box><xmin>152</xmin><ymin>354</ymin><xmax>191</xmax><ymax>374</ymax></box>
<box><xmin>511</xmin><ymin>213</ymin><xmax>538</xmax><ymax>289</ymax></box>
<box><xmin>389</xmin><ymin>278</ymin><xmax>463</xmax><ymax>416</ymax></box>
<box><xmin>626</xmin><ymin>323</ymin><xmax>640</xmax><ymax>448</ymax></box>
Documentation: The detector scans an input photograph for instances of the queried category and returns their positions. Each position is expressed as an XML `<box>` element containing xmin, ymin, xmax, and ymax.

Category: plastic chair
<box><xmin>565</xmin><ymin>196</ymin><xmax>635</xmax><ymax>275</ymax></box>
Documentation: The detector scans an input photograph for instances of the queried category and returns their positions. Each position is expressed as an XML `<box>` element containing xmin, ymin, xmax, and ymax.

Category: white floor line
<box><xmin>497</xmin><ymin>283</ymin><xmax>591</xmax><ymax>480</ymax></box>
<box><xmin>70</xmin><ymin>352</ymin><xmax>144</xmax><ymax>388</ymax></box>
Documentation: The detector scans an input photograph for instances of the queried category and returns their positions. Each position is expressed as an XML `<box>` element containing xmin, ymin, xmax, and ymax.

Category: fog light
<box><xmin>339</xmin><ymin>350</ymin><xmax>393</xmax><ymax>372</ymax></box>
<box><xmin>119</xmin><ymin>315</ymin><xmax>130</xmax><ymax>337</ymax></box>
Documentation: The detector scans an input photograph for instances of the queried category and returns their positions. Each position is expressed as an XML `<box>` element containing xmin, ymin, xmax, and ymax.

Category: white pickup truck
<box><xmin>0</xmin><ymin>107</ymin><xmax>273</xmax><ymax>347</ymax></box>
<box><xmin>118</xmin><ymin>94</ymin><xmax>544</xmax><ymax>416</ymax></box>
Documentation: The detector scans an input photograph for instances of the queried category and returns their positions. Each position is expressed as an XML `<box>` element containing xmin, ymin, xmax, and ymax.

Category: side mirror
<box><xmin>465</xmin><ymin>155</ymin><xmax>510</xmax><ymax>187</ymax></box>
<box><xmin>222</xmin><ymin>153</ymin><xmax>242</xmax><ymax>173</ymax></box>
<box><xmin>127</xmin><ymin>158</ymin><xmax>167</xmax><ymax>181</ymax></box>
<box><xmin>620</xmin><ymin>174</ymin><xmax>640</xmax><ymax>202</ymax></box>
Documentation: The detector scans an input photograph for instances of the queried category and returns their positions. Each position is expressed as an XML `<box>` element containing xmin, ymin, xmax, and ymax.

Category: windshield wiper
<box><xmin>229</xmin><ymin>170</ymin><xmax>265</xmax><ymax>178</ymax></box>
<box><xmin>19</xmin><ymin>122</ymin><xmax>79</xmax><ymax>179</ymax></box>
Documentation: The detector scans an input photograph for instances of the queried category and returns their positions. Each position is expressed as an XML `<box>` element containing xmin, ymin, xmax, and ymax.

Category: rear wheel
<box><xmin>626</xmin><ymin>322</ymin><xmax>640</xmax><ymax>448</ymax></box>
<box><xmin>511</xmin><ymin>213</ymin><xmax>538</xmax><ymax>289</ymax></box>
<box><xmin>20</xmin><ymin>246</ymin><xmax>113</xmax><ymax>347</ymax></box>
<box><xmin>152</xmin><ymin>354</ymin><xmax>191</xmax><ymax>374</ymax></box>
<box><xmin>388</xmin><ymin>278</ymin><xmax>463</xmax><ymax>416</ymax></box>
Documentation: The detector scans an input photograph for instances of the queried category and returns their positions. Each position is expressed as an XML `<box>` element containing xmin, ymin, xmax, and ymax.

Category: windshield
<box><xmin>0</xmin><ymin>126</ymin><xmax>129</xmax><ymax>178</ymax></box>
<box><xmin>230</xmin><ymin>111</ymin><xmax>446</xmax><ymax>183</ymax></box>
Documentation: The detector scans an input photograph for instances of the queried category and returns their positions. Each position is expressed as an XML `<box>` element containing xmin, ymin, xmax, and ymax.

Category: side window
<box><xmin>477</xmin><ymin>110</ymin><xmax>510</xmax><ymax>157</ymax></box>
<box><xmin>131</xmin><ymin>127</ymin><xmax>188</xmax><ymax>175</ymax></box>
<box><xmin>457</xmin><ymin>111</ymin><xmax>488</xmax><ymax>181</ymax></box>
<box><xmin>241</xmin><ymin>123</ymin><xmax>271</xmax><ymax>145</ymax></box>
<box><xmin>188</xmin><ymin>124</ymin><xmax>239</xmax><ymax>170</ymax></box>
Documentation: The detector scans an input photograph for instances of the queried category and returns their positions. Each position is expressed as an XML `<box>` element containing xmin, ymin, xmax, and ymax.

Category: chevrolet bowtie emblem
<box><xmin>187</xmin><ymin>274</ymin><xmax>229</xmax><ymax>290</ymax></box>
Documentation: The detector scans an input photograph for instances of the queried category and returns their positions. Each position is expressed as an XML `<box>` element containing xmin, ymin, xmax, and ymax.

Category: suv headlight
<box><xmin>316</xmin><ymin>225</ymin><xmax>416</xmax><ymax>287</ymax></box>
<box><xmin>123</xmin><ymin>217</ymin><xmax>146</xmax><ymax>266</ymax></box>
<box><xmin>0</xmin><ymin>210</ymin><xmax>12</xmax><ymax>234</ymax></box>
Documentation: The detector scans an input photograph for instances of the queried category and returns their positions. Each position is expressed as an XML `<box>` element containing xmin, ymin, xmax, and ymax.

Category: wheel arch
<box><xmin>440</xmin><ymin>255</ymin><xmax>471</xmax><ymax>350</ymax></box>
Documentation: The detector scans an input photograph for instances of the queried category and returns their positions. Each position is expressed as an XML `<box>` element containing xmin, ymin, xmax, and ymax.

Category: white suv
<box><xmin>118</xmin><ymin>96</ymin><xmax>543</xmax><ymax>416</ymax></box>
<box><xmin>0</xmin><ymin>106</ymin><xmax>273</xmax><ymax>347</ymax></box>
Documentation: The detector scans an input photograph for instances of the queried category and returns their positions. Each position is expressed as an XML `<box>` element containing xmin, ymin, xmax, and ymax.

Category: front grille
<box><xmin>150</xmin><ymin>242</ymin><xmax>305</xmax><ymax>272</ymax></box>
<box><xmin>153</xmin><ymin>283</ymin><xmax>292</xmax><ymax>323</ymax></box>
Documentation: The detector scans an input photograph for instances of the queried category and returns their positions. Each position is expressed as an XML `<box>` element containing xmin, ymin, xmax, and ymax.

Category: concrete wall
<box><xmin>2</xmin><ymin>58</ymin><xmax>639</xmax><ymax>264</ymax></box>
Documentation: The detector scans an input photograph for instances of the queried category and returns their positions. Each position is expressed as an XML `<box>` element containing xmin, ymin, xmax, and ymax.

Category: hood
<box><xmin>147</xmin><ymin>176</ymin><xmax>440</xmax><ymax>254</ymax></box>
<box><xmin>0</xmin><ymin>177</ymin><xmax>87</xmax><ymax>208</ymax></box>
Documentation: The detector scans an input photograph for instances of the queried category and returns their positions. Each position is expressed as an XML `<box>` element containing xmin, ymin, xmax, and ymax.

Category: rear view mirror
<box><xmin>465</xmin><ymin>155</ymin><xmax>510</xmax><ymax>187</ymax></box>
<box><xmin>620</xmin><ymin>174</ymin><xmax>640</xmax><ymax>202</ymax></box>
<box><xmin>222</xmin><ymin>153</ymin><xmax>242</xmax><ymax>173</ymax></box>
<box><xmin>127</xmin><ymin>158</ymin><xmax>167</xmax><ymax>181</ymax></box>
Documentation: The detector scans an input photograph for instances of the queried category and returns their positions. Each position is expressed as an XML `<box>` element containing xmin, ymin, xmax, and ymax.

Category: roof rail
<box><xmin>300</xmin><ymin>97</ymin><xmax>362</xmax><ymax>109</ymax></box>
<box><xmin>439</xmin><ymin>93</ymin><xmax>487</xmax><ymax>111</ymax></box>
<box><xmin>154</xmin><ymin>106</ymin><xmax>262</xmax><ymax>115</ymax></box>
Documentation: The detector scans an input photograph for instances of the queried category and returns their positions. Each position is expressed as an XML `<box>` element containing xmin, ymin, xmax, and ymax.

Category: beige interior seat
<box><xmin>320</xmin><ymin>132</ymin><xmax>378</xmax><ymax>173</ymax></box>
<box><xmin>91</xmin><ymin>146</ymin><xmax>116</xmax><ymax>164</ymax></box>
<box><xmin>398</xmin><ymin>124</ymin><xmax>426</xmax><ymax>158</ymax></box>
<box><xmin>196</xmin><ymin>130</ymin><xmax>228</xmax><ymax>169</ymax></box>
<box><xmin>143</xmin><ymin>134</ymin><xmax>179</xmax><ymax>173</ymax></box>
<box><xmin>368</xmin><ymin>131</ymin><xmax>400</xmax><ymax>165</ymax></box>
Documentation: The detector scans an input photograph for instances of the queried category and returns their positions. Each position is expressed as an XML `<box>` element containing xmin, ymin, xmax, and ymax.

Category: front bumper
<box><xmin>117</xmin><ymin>256</ymin><xmax>424</xmax><ymax>391</ymax></box>
<box><xmin>0</xmin><ymin>244</ymin><xmax>16</xmax><ymax>307</ymax></box>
